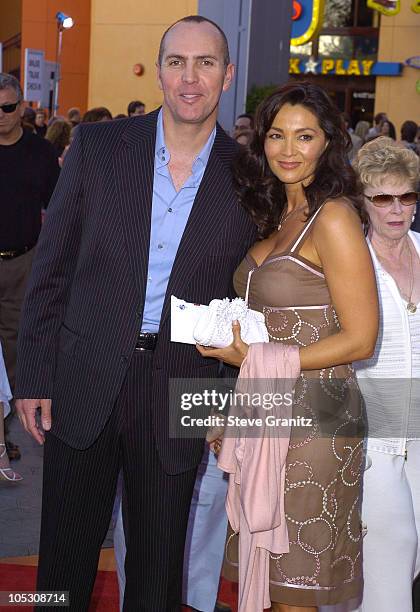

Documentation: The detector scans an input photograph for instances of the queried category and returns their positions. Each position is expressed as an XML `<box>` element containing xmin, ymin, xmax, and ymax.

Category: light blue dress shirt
<box><xmin>141</xmin><ymin>110</ymin><xmax>216</xmax><ymax>333</ymax></box>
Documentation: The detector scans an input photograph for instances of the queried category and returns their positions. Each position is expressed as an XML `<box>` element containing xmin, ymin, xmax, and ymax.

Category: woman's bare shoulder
<box><xmin>314</xmin><ymin>198</ymin><xmax>362</xmax><ymax>237</ymax></box>
<box><xmin>320</xmin><ymin>197</ymin><xmax>360</xmax><ymax>218</ymax></box>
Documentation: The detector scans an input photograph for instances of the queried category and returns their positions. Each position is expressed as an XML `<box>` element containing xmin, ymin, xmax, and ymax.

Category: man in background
<box><xmin>232</xmin><ymin>112</ymin><xmax>253</xmax><ymax>139</ymax></box>
<box><xmin>366</xmin><ymin>111</ymin><xmax>387</xmax><ymax>141</ymax></box>
<box><xmin>0</xmin><ymin>73</ymin><xmax>60</xmax><ymax>459</ymax></box>
<box><xmin>22</xmin><ymin>106</ymin><xmax>36</xmax><ymax>133</ymax></box>
<box><xmin>34</xmin><ymin>109</ymin><xmax>47</xmax><ymax>137</ymax></box>
<box><xmin>67</xmin><ymin>106</ymin><xmax>81</xmax><ymax>128</ymax></box>
<box><xmin>127</xmin><ymin>100</ymin><xmax>146</xmax><ymax>116</ymax></box>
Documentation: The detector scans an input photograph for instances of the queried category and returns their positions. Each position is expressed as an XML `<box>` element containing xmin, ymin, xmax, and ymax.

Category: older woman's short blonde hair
<box><xmin>353</xmin><ymin>136</ymin><xmax>419</xmax><ymax>189</ymax></box>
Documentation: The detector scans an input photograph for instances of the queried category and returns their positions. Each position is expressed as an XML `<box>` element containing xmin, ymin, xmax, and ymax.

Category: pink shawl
<box><xmin>218</xmin><ymin>343</ymin><xmax>300</xmax><ymax>612</ymax></box>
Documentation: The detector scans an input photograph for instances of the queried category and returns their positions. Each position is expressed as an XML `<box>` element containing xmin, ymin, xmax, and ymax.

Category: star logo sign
<box><xmin>304</xmin><ymin>57</ymin><xmax>319</xmax><ymax>74</ymax></box>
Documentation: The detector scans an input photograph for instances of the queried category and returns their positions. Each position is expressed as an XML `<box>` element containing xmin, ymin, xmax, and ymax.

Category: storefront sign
<box><xmin>367</xmin><ymin>0</ymin><xmax>400</xmax><ymax>16</ymax></box>
<box><xmin>292</xmin><ymin>1</ymin><xmax>303</xmax><ymax>20</ymax></box>
<box><xmin>24</xmin><ymin>48</ymin><xmax>45</xmax><ymax>102</ymax></box>
<box><xmin>289</xmin><ymin>57</ymin><xmax>403</xmax><ymax>76</ymax></box>
<box><xmin>291</xmin><ymin>0</ymin><xmax>325</xmax><ymax>46</ymax></box>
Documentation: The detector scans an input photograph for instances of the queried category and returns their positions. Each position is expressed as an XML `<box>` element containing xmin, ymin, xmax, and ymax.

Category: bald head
<box><xmin>158</xmin><ymin>15</ymin><xmax>230</xmax><ymax>68</ymax></box>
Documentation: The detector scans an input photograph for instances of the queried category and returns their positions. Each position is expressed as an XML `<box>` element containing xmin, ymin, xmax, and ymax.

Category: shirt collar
<box><xmin>155</xmin><ymin>109</ymin><xmax>169</xmax><ymax>168</ymax></box>
<box><xmin>154</xmin><ymin>108</ymin><xmax>216</xmax><ymax>176</ymax></box>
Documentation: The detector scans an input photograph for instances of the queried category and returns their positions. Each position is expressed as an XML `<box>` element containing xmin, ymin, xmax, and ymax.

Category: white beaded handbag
<box><xmin>193</xmin><ymin>297</ymin><xmax>269</xmax><ymax>348</ymax></box>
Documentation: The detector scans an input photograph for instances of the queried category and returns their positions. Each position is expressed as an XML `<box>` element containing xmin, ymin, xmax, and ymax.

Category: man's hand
<box><xmin>196</xmin><ymin>320</ymin><xmax>249</xmax><ymax>368</ymax></box>
<box><xmin>15</xmin><ymin>399</ymin><xmax>52</xmax><ymax>445</ymax></box>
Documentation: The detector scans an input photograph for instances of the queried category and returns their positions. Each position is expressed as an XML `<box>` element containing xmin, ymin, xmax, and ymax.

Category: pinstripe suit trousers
<box><xmin>36</xmin><ymin>351</ymin><xmax>198</xmax><ymax>612</ymax></box>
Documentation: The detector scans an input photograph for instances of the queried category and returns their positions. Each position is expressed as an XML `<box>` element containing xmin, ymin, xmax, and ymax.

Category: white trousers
<box><xmin>113</xmin><ymin>445</ymin><xmax>228</xmax><ymax>612</ymax></box>
<box><xmin>320</xmin><ymin>440</ymin><xmax>420</xmax><ymax>612</ymax></box>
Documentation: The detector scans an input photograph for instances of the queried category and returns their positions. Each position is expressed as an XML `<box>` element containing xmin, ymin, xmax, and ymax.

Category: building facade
<box><xmin>0</xmin><ymin>0</ymin><xmax>90</xmax><ymax>115</ymax></box>
<box><xmin>0</xmin><ymin>0</ymin><xmax>418</xmax><ymax>131</ymax></box>
<box><xmin>289</xmin><ymin>0</ymin><xmax>419</xmax><ymax>130</ymax></box>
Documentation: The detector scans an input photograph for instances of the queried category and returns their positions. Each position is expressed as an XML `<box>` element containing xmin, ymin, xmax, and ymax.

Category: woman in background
<box><xmin>379</xmin><ymin>119</ymin><xmax>396</xmax><ymax>140</ymax></box>
<box><xmin>354</xmin><ymin>120</ymin><xmax>370</xmax><ymax>144</ymax></box>
<box><xmin>45</xmin><ymin>119</ymin><xmax>71</xmax><ymax>161</ymax></box>
<box><xmin>400</xmin><ymin>120</ymin><xmax>419</xmax><ymax>154</ymax></box>
<box><xmin>353</xmin><ymin>137</ymin><xmax>420</xmax><ymax>612</ymax></box>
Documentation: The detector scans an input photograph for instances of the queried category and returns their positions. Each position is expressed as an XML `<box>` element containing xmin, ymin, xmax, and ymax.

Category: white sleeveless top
<box><xmin>354</xmin><ymin>231</ymin><xmax>420</xmax><ymax>455</ymax></box>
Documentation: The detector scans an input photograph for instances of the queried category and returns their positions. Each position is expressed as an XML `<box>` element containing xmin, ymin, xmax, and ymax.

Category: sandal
<box><xmin>0</xmin><ymin>443</ymin><xmax>23</xmax><ymax>482</ymax></box>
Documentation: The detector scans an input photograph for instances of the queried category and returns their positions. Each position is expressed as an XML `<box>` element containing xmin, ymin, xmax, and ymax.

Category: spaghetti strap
<box><xmin>244</xmin><ymin>269</ymin><xmax>254</xmax><ymax>308</ymax></box>
<box><xmin>290</xmin><ymin>204</ymin><xmax>326</xmax><ymax>253</ymax></box>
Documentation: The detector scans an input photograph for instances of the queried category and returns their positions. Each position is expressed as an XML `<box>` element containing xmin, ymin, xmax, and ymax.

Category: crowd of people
<box><xmin>19</xmin><ymin>98</ymin><xmax>420</xmax><ymax>172</ymax></box>
<box><xmin>0</xmin><ymin>12</ymin><xmax>419</xmax><ymax>612</ymax></box>
<box><xmin>344</xmin><ymin>111</ymin><xmax>420</xmax><ymax>162</ymax></box>
<box><xmin>18</xmin><ymin>99</ymin><xmax>147</xmax><ymax>168</ymax></box>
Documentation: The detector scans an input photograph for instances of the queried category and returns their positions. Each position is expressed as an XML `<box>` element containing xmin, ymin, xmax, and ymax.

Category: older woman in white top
<box><xmin>352</xmin><ymin>137</ymin><xmax>420</xmax><ymax>612</ymax></box>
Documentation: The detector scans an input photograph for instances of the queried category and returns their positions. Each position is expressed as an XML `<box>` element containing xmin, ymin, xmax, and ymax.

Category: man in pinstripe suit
<box><xmin>14</xmin><ymin>15</ymin><xmax>256</xmax><ymax>612</ymax></box>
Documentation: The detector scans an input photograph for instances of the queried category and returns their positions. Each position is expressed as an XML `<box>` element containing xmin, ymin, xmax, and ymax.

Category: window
<box><xmin>323</xmin><ymin>0</ymin><xmax>376</xmax><ymax>28</ymax></box>
<box><xmin>290</xmin><ymin>42</ymin><xmax>313</xmax><ymax>58</ymax></box>
<box><xmin>318</xmin><ymin>36</ymin><xmax>353</xmax><ymax>58</ymax></box>
<box><xmin>323</xmin><ymin>0</ymin><xmax>352</xmax><ymax>28</ymax></box>
<box><xmin>353</xmin><ymin>35</ymin><xmax>378</xmax><ymax>60</ymax></box>
<box><xmin>290</xmin><ymin>0</ymin><xmax>378</xmax><ymax>59</ymax></box>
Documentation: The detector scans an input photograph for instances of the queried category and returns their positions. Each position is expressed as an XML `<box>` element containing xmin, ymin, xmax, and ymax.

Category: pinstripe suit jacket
<box><xmin>15</xmin><ymin>109</ymin><xmax>257</xmax><ymax>473</ymax></box>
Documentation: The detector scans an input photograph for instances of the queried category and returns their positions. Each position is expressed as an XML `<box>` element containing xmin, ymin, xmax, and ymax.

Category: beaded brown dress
<box><xmin>223</xmin><ymin>207</ymin><xmax>365</xmax><ymax>607</ymax></box>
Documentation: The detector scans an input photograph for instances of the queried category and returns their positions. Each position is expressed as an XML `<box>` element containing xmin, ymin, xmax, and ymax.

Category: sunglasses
<box><xmin>365</xmin><ymin>192</ymin><xmax>418</xmax><ymax>207</ymax></box>
<box><xmin>0</xmin><ymin>101</ymin><xmax>20</xmax><ymax>113</ymax></box>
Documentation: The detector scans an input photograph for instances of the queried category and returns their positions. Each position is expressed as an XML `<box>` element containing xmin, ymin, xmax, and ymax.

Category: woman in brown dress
<box><xmin>197</xmin><ymin>82</ymin><xmax>379</xmax><ymax>611</ymax></box>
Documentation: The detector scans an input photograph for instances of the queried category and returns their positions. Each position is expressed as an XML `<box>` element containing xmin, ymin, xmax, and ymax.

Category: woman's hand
<box><xmin>209</xmin><ymin>437</ymin><xmax>223</xmax><ymax>457</ymax></box>
<box><xmin>196</xmin><ymin>320</ymin><xmax>249</xmax><ymax>368</ymax></box>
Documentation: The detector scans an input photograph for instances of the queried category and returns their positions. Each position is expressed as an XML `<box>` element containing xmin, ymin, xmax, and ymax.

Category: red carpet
<box><xmin>0</xmin><ymin>564</ymin><xmax>119</xmax><ymax>611</ymax></box>
<box><xmin>0</xmin><ymin>563</ymin><xmax>238</xmax><ymax>611</ymax></box>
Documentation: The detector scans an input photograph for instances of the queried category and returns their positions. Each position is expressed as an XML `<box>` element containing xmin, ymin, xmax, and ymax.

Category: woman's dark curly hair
<box><xmin>234</xmin><ymin>81</ymin><xmax>367</xmax><ymax>238</ymax></box>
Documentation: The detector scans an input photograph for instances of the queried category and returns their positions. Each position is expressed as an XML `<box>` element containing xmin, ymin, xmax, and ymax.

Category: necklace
<box><xmin>406</xmin><ymin>242</ymin><xmax>417</xmax><ymax>314</ymax></box>
<box><xmin>374</xmin><ymin>238</ymin><xmax>417</xmax><ymax>314</ymax></box>
<box><xmin>278</xmin><ymin>203</ymin><xmax>307</xmax><ymax>230</ymax></box>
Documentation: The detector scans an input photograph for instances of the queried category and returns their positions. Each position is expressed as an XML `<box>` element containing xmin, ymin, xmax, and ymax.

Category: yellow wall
<box><xmin>375</xmin><ymin>4</ymin><xmax>420</xmax><ymax>134</ymax></box>
<box><xmin>88</xmin><ymin>0</ymin><xmax>198</xmax><ymax>116</ymax></box>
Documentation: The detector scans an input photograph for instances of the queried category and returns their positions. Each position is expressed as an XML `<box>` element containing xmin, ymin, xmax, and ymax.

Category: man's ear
<box><xmin>156</xmin><ymin>62</ymin><xmax>163</xmax><ymax>91</ymax></box>
<box><xmin>222</xmin><ymin>63</ymin><xmax>235</xmax><ymax>93</ymax></box>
